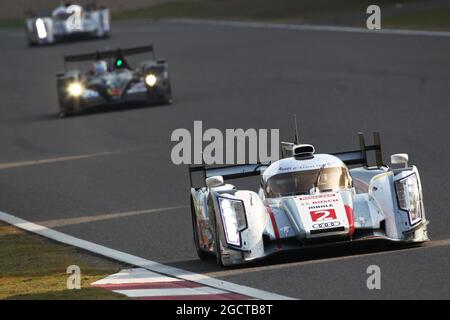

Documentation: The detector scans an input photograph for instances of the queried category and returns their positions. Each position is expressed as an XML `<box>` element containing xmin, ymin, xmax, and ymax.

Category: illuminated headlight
<box><xmin>35</xmin><ymin>18</ymin><xmax>47</xmax><ymax>39</ymax></box>
<box><xmin>67</xmin><ymin>82</ymin><xmax>84</xmax><ymax>97</ymax></box>
<box><xmin>145</xmin><ymin>74</ymin><xmax>157</xmax><ymax>87</ymax></box>
<box><xmin>217</xmin><ymin>197</ymin><xmax>247</xmax><ymax>247</ymax></box>
<box><xmin>395</xmin><ymin>173</ymin><xmax>422</xmax><ymax>225</ymax></box>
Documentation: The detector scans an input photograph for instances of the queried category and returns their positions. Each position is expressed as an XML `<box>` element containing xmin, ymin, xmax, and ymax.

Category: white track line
<box><xmin>0</xmin><ymin>151</ymin><xmax>123</xmax><ymax>170</ymax></box>
<box><xmin>113</xmin><ymin>287</ymin><xmax>226</xmax><ymax>298</ymax></box>
<box><xmin>93</xmin><ymin>268</ymin><xmax>182</xmax><ymax>285</ymax></box>
<box><xmin>36</xmin><ymin>205</ymin><xmax>188</xmax><ymax>228</ymax></box>
<box><xmin>0</xmin><ymin>210</ymin><xmax>293</xmax><ymax>300</ymax></box>
<box><xmin>92</xmin><ymin>268</ymin><xmax>236</xmax><ymax>299</ymax></box>
<box><xmin>163</xmin><ymin>18</ymin><xmax>450</xmax><ymax>37</ymax></box>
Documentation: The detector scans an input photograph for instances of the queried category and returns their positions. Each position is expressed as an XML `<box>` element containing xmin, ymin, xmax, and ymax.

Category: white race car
<box><xmin>189</xmin><ymin>132</ymin><xmax>429</xmax><ymax>266</ymax></box>
<box><xmin>25</xmin><ymin>3</ymin><xmax>110</xmax><ymax>46</ymax></box>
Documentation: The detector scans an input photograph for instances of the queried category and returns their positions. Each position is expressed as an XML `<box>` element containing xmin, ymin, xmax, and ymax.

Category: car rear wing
<box><xmin>331</xmin><ymin>132</ymin><xmax>383</xmax><ymax>167</ymax></box>
<box><xmin>63</xmin><ymin>45</ymin><xmax>156</xmax><ymax>69</ymax></box>
<box><xmin>189</xmin><ymin>132</ymin><xmax>384</xmax><ymax>188</ymax></box>
<box><xmin>24</xmin><ymin>9</ymin><xmax>52</xmax><ymax>18</ymax></box>
<box><xmin>189</xmin><ymin>163</ymin><xmax>269</xmax><ymax>189</ymax></box>
<box><xmin>281</xmin><ymin>132</ymin><xmax>383</xmax><ymax>167</ymax></box>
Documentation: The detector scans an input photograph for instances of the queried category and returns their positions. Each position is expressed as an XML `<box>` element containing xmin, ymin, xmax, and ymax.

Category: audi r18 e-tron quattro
<box><xmin>56</xmin><ymin>45</ymin><xmax>173</xmax><ymax>117</ymax></box>
<box><xmin>189</xmin><ymin>132</ymin><xmax>429</xmax><ymax>266</ymax></box>
<box><xmin>25</xmin><ymin>3</ymin><xmax>110</xmax><ymax>46</ymax></box>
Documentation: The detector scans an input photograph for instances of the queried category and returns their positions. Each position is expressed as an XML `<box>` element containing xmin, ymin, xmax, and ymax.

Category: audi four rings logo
<box><xmin>312</xmin><ymin>221</ymin><xmax>341</xmax><ymax>229</ymax></box>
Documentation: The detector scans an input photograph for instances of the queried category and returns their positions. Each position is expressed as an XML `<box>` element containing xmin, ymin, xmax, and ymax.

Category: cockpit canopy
<box><xmin>262</xmin><ymin>154</ymin><xmax>352</xmax><ymax>198</ymax></box>
<box><xmin>264</xmin><ymin>166</ymin><xmax>351</xmax><ymax>198</ymax></box>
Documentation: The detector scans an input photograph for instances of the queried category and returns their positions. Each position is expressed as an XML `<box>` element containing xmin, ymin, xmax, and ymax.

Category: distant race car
<box><xmin>25</xmin><ymin>3</ymin><xmax>110</xmax><ymax>46</ymax></box>
<box><xmin>56</xmin><ymin>45</ymin><xmax>173</xmax><ymax>117</ymax></box>
<box><xmin>189</xmin><ymin>132</ymin><xmax>429</xmax><ymax>266</ymax></box>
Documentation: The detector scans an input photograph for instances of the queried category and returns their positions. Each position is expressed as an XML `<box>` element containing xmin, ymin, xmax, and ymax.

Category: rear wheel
<box><xmin>190</xmin><ymin>197</ymin><xmax>212</xmax><ymax>261</ymax></box>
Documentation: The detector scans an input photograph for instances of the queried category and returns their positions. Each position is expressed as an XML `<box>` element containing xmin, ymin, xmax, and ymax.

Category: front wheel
<box><xmin>191</xmin><ymin>197</ymin><xmax>212</xmax><ymax>261</ymax></box>
<box><xmin>163</xmin><ymin>96</ymin><xmax>173</xmax><ymax>105</ymax></box>
<box><xmin>163</xmin><ymin>82</ymin><xmax>173</xmax><ymax>105</ymax></box>
<box><xmin>214</xmin><ymin>216</ymin><xmax>226</xmax><ymax>267</ymax></box>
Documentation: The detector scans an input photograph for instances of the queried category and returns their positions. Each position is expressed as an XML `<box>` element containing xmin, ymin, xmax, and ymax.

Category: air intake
<box><xmin>293</xmin><ymin>144</ymin><xmax>315</xmax><ymax>158</ymax></box>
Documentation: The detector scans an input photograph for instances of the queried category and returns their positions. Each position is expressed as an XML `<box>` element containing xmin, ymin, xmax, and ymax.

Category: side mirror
<box><xmin>390</xmin><ymin>153</ymin><xmax>409</xmax><ymax>167</ymax></box>
<box><xmin>206</xmin><ymin>176</ymin><xmax>224</xmax><ymax>188</ymax></box>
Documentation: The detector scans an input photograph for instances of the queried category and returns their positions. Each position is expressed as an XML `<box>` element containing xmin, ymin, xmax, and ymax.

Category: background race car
<box><xmin>189</xmin><ymin>132</ymin><xmax>429</xmax><ymax>267</ymax></box>
<box><xmin>56</xmin><ymin>45</ymin><xmax>173</xmax><ymax>117</ymax></box>
<box><xmin>25</xmin><ymin>3</ymin><xmax>110</xmax><ymax>46</ymax></box>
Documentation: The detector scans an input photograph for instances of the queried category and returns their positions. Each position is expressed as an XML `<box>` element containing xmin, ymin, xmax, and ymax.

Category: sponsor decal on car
<box><xmin>312</xmin><ymin>221</ymin><xmax>341</xmax><ymax>229</ymax></box>
<box><xmin>108</xmin><ymin>88</ymin><xmax>122</xmax><ymax>96</ymax></box>
<box><xmin>127</xmin><ymin>82</ymin><xmax>147</xmax><ymax>93</ymax></box>
<box><xmin>294</xmin><ymin>192</ymin><xmax>349</xmax><ymax>236</ymax></box>
<box><xmin>310</xmin><ymin>209</ymin><xmax>337</xmax><ymax>222</ymax></box>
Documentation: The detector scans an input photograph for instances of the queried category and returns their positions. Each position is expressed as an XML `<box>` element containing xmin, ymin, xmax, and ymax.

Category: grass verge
<box><xmin>3</xmin><ymin>1</ymin><xmax>449</xmax><ymax>31</ymax></box>
<box><xmin>0</xmin><ymin>221</ymin><xmax>128</xmax><ymax>300</ymax></box>
<box><xmin>112</xmin><ymin>0</ymin><xmax>374</xmax><ymax>22</ymax></box>
<box><xmin>383</xmin><ymin>5</ymin><xmax>450</xmax><ymax>31</ymax></box>
<box><xmin>112</xmin><ymin>0</ymin><xmax>450</xmax><ymax>31</ymax></box>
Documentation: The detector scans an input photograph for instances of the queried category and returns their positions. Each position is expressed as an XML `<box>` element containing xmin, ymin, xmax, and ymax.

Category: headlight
<box><xmin>395</xmin><ymin>173</ymin><xmax>422</xmax><ymax>225</ymax></box>
<box><xmin>218</xmin><ymin>197</ymin><xmax>247</xmax><ymax>247</ymax></box>
<box><xmin>145</xmin><ymin>74</ymin><xmax>157</xmax><ymax>87</ymax></box>
<box><xmin>67</xmin><ymin>82</ymin><xmax>84</xmax><ymax>97</ymax></box>
<box><xmin>35</xmin><ymin>18</ymin><xmax>47</xmax><ymax>39</ymax></box>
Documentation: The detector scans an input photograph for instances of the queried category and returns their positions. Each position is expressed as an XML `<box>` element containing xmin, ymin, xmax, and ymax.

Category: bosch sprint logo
<box><xmin>310</xmin><ymin>209</ymin><xmax>337</xmax><ymax>222</ymax></box>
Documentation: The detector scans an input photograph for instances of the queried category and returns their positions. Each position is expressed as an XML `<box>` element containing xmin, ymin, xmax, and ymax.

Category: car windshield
<box><xmin>264</xmin><ymin>166</ymin><xmax>351</xmax><ymax>198</ymax></box>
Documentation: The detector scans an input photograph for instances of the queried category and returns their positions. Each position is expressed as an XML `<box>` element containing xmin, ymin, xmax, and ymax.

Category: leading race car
<box><xmin>25</xmin><ymin>3</ymin><xmax>110</xmax><ymax>46</ymax></box>
<box><xmin>56</xmin><ymin>45</ymin><xmax>173</xmax><ymax>117</ymax></box>
<box><xmin>189</xmin><ymin>132</ymin><xmax>429</xmax><ymax>266</ymax></box>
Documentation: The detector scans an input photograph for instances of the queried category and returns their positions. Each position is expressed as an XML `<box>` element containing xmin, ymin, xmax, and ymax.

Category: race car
<box><xmin>189</xmin><ymin>132</ymin><xmax>429</xmax><ymax>266</ymax></box>
<box><xmin>25</xmin><ymin>3</ymin><xmax>110</xmax><ymax>46</ymax></box>
<box><xmin>56</xmin><ymin>45</ymin><xmax>173</xmax><ymax>117</ymax></box>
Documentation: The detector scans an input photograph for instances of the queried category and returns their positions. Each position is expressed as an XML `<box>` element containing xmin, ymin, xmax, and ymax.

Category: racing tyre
<box><xmin>190</xmin><ymin>197</ymin><xmax>212</xmax><ymax>261</ymax></box>
<box><xmin>163</xmin><ymin>82</ymin><xmax>173</xmax><ymax>105</ymax></box>
<box><xmin>163</xmin><ymin>96</ymin><xmax>173</xmax><ymax>105</ymax></box>
<box><xmin>59</xmin><ymin>110</ymin><xmax>72</xmax><ymax>118</ymax></box>
<box><xmin>58</xmin><ymin>100</ymin><xmax>75</xmax><ymax>118</ymax></box>
<box><xmin>214</xmin><ymin>215</ymin><xmax>225</xmax><ymax>267</ymax></box>
<box><xmin>27</xmin><ymin>39</ymin><xmax>37</xmax><ymax>47</ymax></box>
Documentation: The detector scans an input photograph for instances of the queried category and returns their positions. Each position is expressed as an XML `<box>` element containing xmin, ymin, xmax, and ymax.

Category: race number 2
<box><xmin>310</xmin><ymin>209</ymin><xmax>337</xmax><ymax>221</ymax></box>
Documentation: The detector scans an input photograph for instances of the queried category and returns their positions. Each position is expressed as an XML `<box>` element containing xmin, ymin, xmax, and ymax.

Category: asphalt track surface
<box><xmin>0</xmin><ymin>20</ymin><xmax>449</xmax><ymax>299</ymax></box>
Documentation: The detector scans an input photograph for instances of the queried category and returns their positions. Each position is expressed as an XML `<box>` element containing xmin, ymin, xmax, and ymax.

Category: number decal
<box><xmin>310</xmin><ymin>209</ymin><xmax>337</xmax><ymax>222</ymax></box>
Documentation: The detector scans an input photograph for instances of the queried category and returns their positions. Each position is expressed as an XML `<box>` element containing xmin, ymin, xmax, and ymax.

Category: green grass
<box><xmin>112</xmin><ymin>0</ymin><xmax>380</xmax><ymax>23</ymax></box>
<box><xmin>112</xmin><ymin>0</ymin><xmax>450</xmax><ymax>31</ymax></box>
<box><xmin>383</xmin><ymin>5</ymin><xmax>450</xmax><ymax>31</ymax></box>
<box><xmin>2</xmin><ymin>1</ymin><xmax>449</xmax><ymax>31</ymax></box>
<box><xmin>0</xmin><ymin>222</ymin><xmax>128</xmax><ymax>300</ymax></box>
